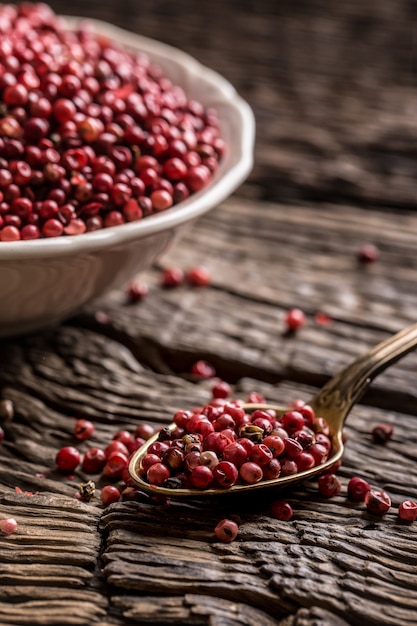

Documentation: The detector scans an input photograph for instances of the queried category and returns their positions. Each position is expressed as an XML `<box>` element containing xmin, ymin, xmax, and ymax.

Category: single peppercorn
<box><xmin>190</xmin><ymin>360</ymin><xmax>216</xmax><ymax>379</ymax></box>
<box><xmin>398</xmin><ymin>500</ymin><xmax>417</xmax><ymax>522</ymax></box>
<box><xmin>74</xmin><ymin>419</ymin><xmax>95</xmax><ymax>441</ymax></box>
<box><xmin>357</xmin><ymin>243</ymin><xmax>379</xmax><ymax>264</ymax></box>
<box><xmin>126</xmin><ymin>280</ymin><xmax>149</xmax><ymax>302</ymax></box>
<box><xmin>82</xmin><ymin>447</ymin><xmax>106</xmax><ymax>474</ymax></box>
<box><xmin>214</xmin><ymin>518</ymin><xmax>239</xmax><ymax>543</ymax></box>
<box><xmin>186</xmin><ymin>265</ymin><xmax>211</xmax><ymax>287</ymax></box>
<box><xmin>211</xmin><ymin>380</ymin><xmax>232</xmax><ymax>399</ymax></box>
<box><xmin>0</xmin><ymin>517</ymin><xmax>17</xmax><ymax>535</ymax></box>
<box><xmin>365</xmin><ymin>489</ymin><xmax>391</xmax><ymax>516</ymax></box>
<box><xmin>371</xmin><ymin>423</ymin><xmax>393</xmax><ymax>444</ymax></box>
<box><xmin>271</xmin><ymin>500</ymin><xmax>293</xmax><ymax>521</ymax></box>
<box><xmin>318</xmin><ymin>473</ymin><xmax>342</xmax><ymax>498</ymax></box>
<box><xmin>284</xmin><ymin>308</ymin><xmax>306</xmax><ymax>332</ymax></box>
<box><xmin>100</xmin><ymin>485</ymin><xmax>121</xmax><ymax>506</ymax></box>
<box><xmin>161</xmin><ymin>266</ymin><xmax>184</xmax><ymax>288</ymax></box>
<box><xmin>55</xmin><ymin>446</ymin><xmax>81</xmax><ymax>473</ymax></box>
<box><xmin>347</xmin><ymin>476</ymin><xmax>371</xmax><ymax>502</ymax></box>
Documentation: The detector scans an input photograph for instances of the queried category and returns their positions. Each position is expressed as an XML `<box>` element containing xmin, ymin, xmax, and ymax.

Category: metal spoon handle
<box><xmin>310</xmin><ymin>322</ymin><xmax>417</xmax><ymax>429</ymax></box>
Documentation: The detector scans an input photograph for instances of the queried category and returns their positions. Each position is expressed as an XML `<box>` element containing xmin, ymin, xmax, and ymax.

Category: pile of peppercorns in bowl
<box><xmin>0</xmin><ymin>2</ymin><xmax>254</xmax><ymax>338</ymax></box>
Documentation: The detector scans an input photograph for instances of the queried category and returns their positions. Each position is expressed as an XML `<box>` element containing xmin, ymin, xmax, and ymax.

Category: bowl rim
<box><xmin>0</xmin><ymin>17</ymin><xmax>255</xmax><ymax>260</ymax></box>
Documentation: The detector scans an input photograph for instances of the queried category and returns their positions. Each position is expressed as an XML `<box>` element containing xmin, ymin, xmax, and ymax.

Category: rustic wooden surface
<box><xmin>1</xmin><ymin>1</ymin><xmax>417</xmax><ymax>625</ymax></box>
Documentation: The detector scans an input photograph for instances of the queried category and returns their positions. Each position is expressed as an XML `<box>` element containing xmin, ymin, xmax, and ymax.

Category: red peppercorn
<box><xmin>190</xmin><ymin>465</ymin><xmax>213</xmax><ymax>489</ymax></box>
<box><xmin>142</xmin><ymin>453</ymin><xmax>163</xmax><ymax>473</ymax></box>
<box><xmin>347</xmin><ymin>476</ymin><xmax>371</xmax><ymax>502</ymax></box>
<box><xmin>112</xmin><ymin>430</ymin><xmax>133</xmax><ymax>447</ymax></box>
<box><xmin>73</xmin><ymin>419</ymin><xmax>95</xmax><ymax>441</ymax></box>
<box><xmin>100</xmin><ymin>485</ymin><xmax>121</xmax><ymax>506</ymax></box>
<box><xmin>280</xmin><ymin>459</ymin><xmax>298</xmax><ymax>476</ymax></box>
<box><xmin>146</xmin><ymin>462</ymin><xmax>170</xmax><ymax>486</ymax></box>
<box><xmin>134</xmin><ymin>423</ymin><xmax>155</xmax><ymax>440</ymax></box>
<box><xmin>211</xmin><ymin>380</ymin><xmax>232</xmax><ymax>399</ymax></box>
<box><xmin>262</xmin><ymin>435</ymin><xmax>285</xmax><ymax>457</ymax></box>
<box><xmin>295</xmin><ymin>451</ymin><xmax>315</xmax><ymax>472</ymax></box>
<box><xmin>127</xmin><ymin>280</ymin><xmax>149</xmax><ymax>302</ymax></box>
<box><xmin>213</xmin><ymin>460</ymin><xmax>239</xmax><ymax>488</ymax></box>
<box><xmin>222</xmin><ymin>442</ymin><xmax>248</xmax><ymax>467</ymax></box>
<box><xmin>371</xmin><ymin>423</ymin><xmax>393</xmax><ymax>444</ymax></box>
<box><xmin>55</xmin><ymin>446</ymin><xmax>81</xmax><ymax>472</ymax></box>
<box><xmin>104</xmin><ymin>440</ymin><xmax>130</xmax><ymax>459</ymax></box>
<box><xmin>317</xmin><ymin>473</ymin><xmax>342</xmax><ymax>497</ymax></box>
<box><xmin>365</xmin><ymin>489</ymin><xmax>391</xmax><ymax>516</ymax></box>
<box><xmin>103</xmin><ymin>451</ymin><xmax>129</xmax><ymax>479</ymax></box>
<box><xmin>281</xmin><ymin>411</ymin><xmax>305</xmax><ymax>434</ymax></box>
<box><xmin>0</xmin><ymin>517</ymin><xmax>17</xmax><ymax>535</ymax></box>
<box><xmin>284</xmin><ymin>308</ymin><xmax>306</xmax><ymax>332</ymax></box>
<box><xmin>262</xmin><ymin>458</ymin><xmax>282</xmax><ymax>480</ymax></box>
<box><xmin>249</xmin><ymin>443</ymin><xmax>273</xmax><ymax>466</ymax></box>
<box><xmin>191</xmin><ymin>360</ymin><xmax>216</xmax><ymax>379</ymax></box>
<box><xmin>357</xmin><ymin>243</ymin><xmax>379</xmax><ymax>264</ymax></box>
<box><xmin>186</xmin><ymin>265</ymin><xmax>211</xmax><ymax>287</ymax></box>
<box><xmin>398</xmin><ymin>500</ymin><xmax>417</xmax><ymax>522</ymax></box>
<box><xmin>271</xmin><ymin>500</ymin><xmax>293</xmax><ymax>521</ymax></box>
<box><xmin>186</xmin><ymin>164</ymin><xmax>211</xmax><ymax>192</ymax></box>
<box><xmin>161</xmin><ymin>266</ymin><xmax>184</xmax><ymax>288</ymax></box>
<box><xmin>82</xmin><ymin>448</ymin><xmax>106</xmax><ymax>474</ymax></box>
<box><xmin>239</xmin><ymin>461</ymin><xmax>263</xmax><ymax>484</ymax></box>
<box><xmin>214</xmin><ymin>518</ymin><xmax>238</xmax><ymax>543</ymax></box>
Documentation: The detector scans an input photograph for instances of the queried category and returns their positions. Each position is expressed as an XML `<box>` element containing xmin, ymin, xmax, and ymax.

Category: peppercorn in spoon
<box><xmin>129</xmin><ymin>322</ymin><xmax>417</xmax><ymax>497</ymax></box>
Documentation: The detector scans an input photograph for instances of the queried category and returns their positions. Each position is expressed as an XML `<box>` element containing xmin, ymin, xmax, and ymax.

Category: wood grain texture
<box><xmin>1</xmin><ymin>1</ymin><xmax>417</xmax><ymax>625</ymax></box>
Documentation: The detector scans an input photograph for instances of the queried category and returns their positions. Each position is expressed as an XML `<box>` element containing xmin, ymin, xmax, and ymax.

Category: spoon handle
<box><xmin>310</xmin><ymin>322</ymin><xmax>417</xmax><ymax>429</ymax></box>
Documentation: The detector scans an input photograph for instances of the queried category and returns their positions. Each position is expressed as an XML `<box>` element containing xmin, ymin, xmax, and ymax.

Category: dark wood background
<box><xmin>1</xmin><ymin>2</ymin><xmax>417</xmax><ymax>625</ymax></box>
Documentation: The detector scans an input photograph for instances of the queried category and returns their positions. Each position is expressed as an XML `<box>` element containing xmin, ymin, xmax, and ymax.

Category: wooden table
<box><xmin>1</xmin><ymin>1</ymin><xmax>417</xmax><ymax>624</ymax></box>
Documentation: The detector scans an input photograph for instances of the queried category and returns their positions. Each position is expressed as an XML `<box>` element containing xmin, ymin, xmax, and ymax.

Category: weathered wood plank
<box><xmin>73</xmin><ymin>198</ymin><xmax>417</xmax><ymax>413</ymax></box>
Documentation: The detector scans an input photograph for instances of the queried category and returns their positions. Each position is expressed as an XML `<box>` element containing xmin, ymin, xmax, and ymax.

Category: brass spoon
<box><xmin>129</xmin><ymin>322</ymin><xmax>417</xmax><ymax>498</ymax></box>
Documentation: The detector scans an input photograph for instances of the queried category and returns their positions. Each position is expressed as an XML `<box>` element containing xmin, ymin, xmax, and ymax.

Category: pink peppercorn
<box><xmin>211</xmin><ymin>380</ymin><xmax>232</xmax><ymax>399</ymax></box>
<box><xmin>0</xmin><ymin>517</ymin><xmax>17</xmax><ymax>535</ymax></box>
<box><xmin>347</xmin><ymin>476</ymin><xmax>371</xmax><ymax>502</ymax></box>
<box><xmin>214</xmin><ymin>518</ymin><xmax>239</xmax><ymax>543</ymax></box>
<box><xmin>134</xmin><ymin>423</ymin><xmax>155</xmax><ymax>440</ymax></box>
<box><xmin>190</xmin><ymin>465</ymin><xmax>213</xmax><ymax>489</ymax></box>
<box><xmin>271</xmin><ymin>500</ymin><xmax>293</xmax><ymax>521</ymax></box>
<box><xmin>239</xmin><ymin>461</ymin><xmax>263</xmax><ymax>484</ymax></box>
<box><xmin>398</xmin><ymin>500</ymin><xmax>417</xmax><ymax>522</ymax></box>
<box><xmin>186</xmin><ymin>265</ymin><xmax>211</xmax><ymax>287</ymax></box>
<box><xmin>371</xmin><ymin>423</ymin><xmax>393</xmax><ymax>444</ymax></box>
<box><xmin>81</xmin><ymin>448</ymin><xmax>106</xmax><ymax>474</ymax></box>
<box><xmin>55</xmin><ymin>446</ymin><xmax>80</xmax><ymax>472</ymax></box>
<box><xmin>365</xmin><ymin>489</ymin><xmax>391</xmax><ymax>516</ymax></box>
<box><xmin>191</xmin><ymin>360</ymin><xmax>216</xmax><ymax>379</ymax></box>
<box><xmin>146</xmin><ymin>462</ymin><xmax>170</xmax><ymax>486</ymax></box>
<box><xmin>100</xmin><ymin>485</ymin><xmax>121</xmax><ymax>506</ymax></box>
<box><xmin>103</xmin><ymin>451</ymin><xmax>129</xmax><ymax>479</ymax></box>
<box><xmin>73</xmin><ymin>419</ymin><xmax>95</xmax><ymax>441</ymax></box>
<box><xmin>318</xmin><ymin>473</ymin><xmax>342</xmax><ymax>497</ymax></box>
<box><xmin>284</xmin><ymin>308</ymin><xmax>306</xmax><ymax>332</ymax></box>
<box><xmin>357</xmin><ymin>243</ymin><xmax>379</xmax><ymax>264</ymax></box>
<box><xmin>161</xmin><ymin>267</ymin><xmax>184</xmax><ymax>288</ymax></box>
<box><xmin>127</xmin><ymin>281</ymin><xmax>149</xmax><ymax>302</ymax></box>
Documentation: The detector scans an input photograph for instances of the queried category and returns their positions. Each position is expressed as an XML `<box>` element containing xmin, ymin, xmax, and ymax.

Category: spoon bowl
<box><xmin>129</xmin><ymin>322</ymin><xmax>417</xmax><ymax>497</ymax></box>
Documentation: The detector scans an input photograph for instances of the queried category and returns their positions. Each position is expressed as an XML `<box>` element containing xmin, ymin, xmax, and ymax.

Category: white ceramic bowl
<box><xmin>0</xmin><ymin>17</ymin><xmax>255</xmax><ymax>338</ymax></box>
